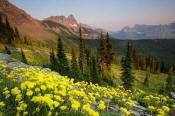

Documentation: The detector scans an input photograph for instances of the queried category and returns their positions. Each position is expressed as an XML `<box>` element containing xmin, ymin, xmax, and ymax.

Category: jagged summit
<box><xmin>44</xmin><ymin>14</ymin><xmax>78</xmax><ymax>28</ymax></box>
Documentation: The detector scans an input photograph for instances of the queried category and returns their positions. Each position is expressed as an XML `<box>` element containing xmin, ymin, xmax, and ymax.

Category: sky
<box><xmin>9</xmin><ymin>0</ymin><xmax>175</xmax><ymax>31</ymax></box>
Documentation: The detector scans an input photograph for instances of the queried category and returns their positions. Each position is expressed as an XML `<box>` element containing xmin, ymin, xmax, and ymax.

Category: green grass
<box><xmin>111</xmin><ymin>64</ymin><xmax>175</xmax><ymax>94</ymax></box>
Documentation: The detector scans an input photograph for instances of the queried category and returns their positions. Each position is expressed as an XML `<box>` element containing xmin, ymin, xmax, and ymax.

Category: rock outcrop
<box><xmin>0</xmin><ymin>53</ymin><xmax>59</xmax><ymax>75</ymax></box>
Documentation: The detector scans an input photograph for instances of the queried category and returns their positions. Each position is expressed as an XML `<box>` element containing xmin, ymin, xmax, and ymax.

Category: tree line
<box><xmin>49</xmin><ymin>26</ymin><xmax>114</xmax><ymax>86</ymax></box>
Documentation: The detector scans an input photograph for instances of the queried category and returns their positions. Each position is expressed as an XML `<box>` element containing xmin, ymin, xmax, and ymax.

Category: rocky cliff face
<box><xmin>112</xmin><ymin>22</ymin><xmax>175</xmax><ymax>40</ymax></box>
<box><xmin>44</xmin><ymin>14</ymin><xmax>78</xmax><ymax>28</ymax></box>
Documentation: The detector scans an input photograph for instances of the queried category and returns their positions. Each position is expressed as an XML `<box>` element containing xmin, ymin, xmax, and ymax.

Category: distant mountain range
<box><xmin>112</xmin><ymin>22</ymin><xmax>175</xmax><ymax>40</ymax></box>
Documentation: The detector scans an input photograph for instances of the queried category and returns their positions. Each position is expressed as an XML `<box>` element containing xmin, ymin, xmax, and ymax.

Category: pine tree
<box><xmin>173</xmin><ymin>63</ymin><xmax>175</xmax><ymax>75</ymax></box>
<box><xmin>105</xmin><ymin>32</ymin><xmax>113</xmax><ymax>69</ymax></box>
<box><xmin>5</xmin><ymin>18</ymin><xmax>12</xmax><ymax>44</ymax></box>
<box><xmin>130</xmin><ymin>44</ymin><xmax>138</xmax><ymax>69</ymax></box>
<box><xmin>49</xmin><ymin>49</ymin><xmax>57</xmax><ymax>71</ymax></box>
<box><xmin>71</xmin><ymin>47</ymin><xmax>81</xmax><ymax>81</ymax></box>
<box><xmin>150</xmin><ymin>57</ymin><xmax>155</xmax><ymax>73</ymax></box>
<box><xmin>144</xmin><ymin>71</ymin><xmax>150</xmax><ymax>87</ymax></box>
<box><xmin>121</xmin><ymin>42</ymin><xmax>135</xmax><ymax>89</ymax></box>
<box><xmin>0</xmin><ymin>15</ymin><xmax>4</xmax><ymax>36</ymax></box>
<box><xmin>90</xmin><ymin>56</ymin><xmax>101</xmax><ymax>85</ymax></box>
<box><xmin>5</xmin><ymin>46</ymin><xmax>11</xmax><ymax>54</ymax></box>
<box><xmin>14</xmin><ymin>27</ymin><xmax>20</xmax><ymax>42</ymax></box>
<box><xmin>166</xmin><ymin>67</ymin><xmax>173</xmax><ymax>92</ymax></box>
<box><xmin>21</xmin><ymin>48</ymin><xmax>28</xmax><ymax>64</ymax></box>
<box><xmin>98</xmin><ymin>32</ymin><xmax>106</xmax><ymax>78</ymax></box>
<box><xmin>156</xmin><ymin>61</ymin><xmax>161</xmax><ymax>73</ymax></box>
<box><xmin>79</xmin><ymin>26</ymin><xmax>86</xmax><ymax>73</ymax></box>
<box><xmin>57</xmin><ymin>37</ymin><xmax>70</xmax><ymax>76</ymax></box>
<box><xmin>85</xmin><ymin>48</ymin><xmax>91</xmax><ymax>66</ymax></box>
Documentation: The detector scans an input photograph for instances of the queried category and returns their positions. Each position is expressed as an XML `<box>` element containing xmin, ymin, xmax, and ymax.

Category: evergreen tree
<box><xmin>143</xmin><ymin>56</ymin><xmax>147</xmax><ymax>70</ymax></box>
<box><xmin>21</xmin><ymin>48</ymin><xmax>28</xmax><ymax>64</ymax></box>
<box><xmin>5</xmin><ymin>18</ymin><xmax>12</xmax><ymax>44</ymax></box>
<box><xmin>156</xmin><ymin>61</ymin><xmax>161</xmax><ymax>73</ymax></box>
<box><xmin>49</xmin><ymin>49</ymin><xmax>57</xmax><ymax>71</ymax></box>
<box><xmin>5</xmin><ymin>46</ymin><xmax>11</xmax><ymax>54</ymax></box>
<box><xmin>105</xmin><ymin>32</ymin><xmax>113</xmax><ymax>69</ymax></box>
<box><xmin>161</xmin><ymin>62</ymin><xmax>167</xmax><ymax>73</ymax></box>
<box><xmin>57</xmin><ymin>37</ymin><xmax>70</xmax><ymax>76</ymax></box>
<box><xmin>173</xmin><ymin>63</ymin><xmax>175</xmax><ymax>75</ymax></box>
<box><xmin>90</xmin><ymin>56</ymin><xmax>101</xmax><ymax>84</ymax></box>
<box><xmin>85</xmin><ymin>48</ymin><xmax>91</xmax><ymax>66</ymax></box>
<box><xmin>14</xmin><ymin>27</ymin><xmax>20</xmax><ymax>42</ymax></box>
<box><xmin>166</xmin><ymin>67</ymin><xmax>173</xmax><ymax>92</ymax></box>
<box><xmin>0</xmin><ymin>15</ymin><xmax>4</xmax><ymax>36</ymax></box>
<box><xmin>150</xmin><ymin>57</ymin><xmax>155</xmax><ymax>73</ymax></box>
<box><xmin>144</xmin><ymin>71</ymin><xmax>150</xmax><ymax>87</ymax></box>
<box><xmin>71</xmin><ymin>47</ymin><xmax>81</xmax><ymax>81</ymax></box>
<box><xmin>79</xmin><ymin>26</ymin><xmax>86</xmax><ymax>73</ymax></box>
<box><xmin>121</xmin><ymin>42</ymin><xmax>135</xmax><ymax>89</ymax></box>
<box><xmin>98</xmin><ymin>32</ymin><xmax>106</xmax><ymax>78</ymax></box>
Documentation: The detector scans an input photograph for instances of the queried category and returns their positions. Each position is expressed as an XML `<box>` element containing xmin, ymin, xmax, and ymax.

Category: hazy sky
<box><xmin>9</xmin><ymin>0</ymin><xmax>175</xmax><ymax>31</ymax></box>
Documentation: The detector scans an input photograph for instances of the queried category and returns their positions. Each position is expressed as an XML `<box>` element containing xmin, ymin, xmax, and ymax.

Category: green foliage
<box><xmin>57</xmin><ymin>37</ymin><xmax>70</xmax><ymax>76</ymax></box>
<box><xmin>105</xmin><ymin>32</ymin><xmax>113</xmax><ymax>69</ymax></box>
<box><xmin>144</xmin><ymin>71</ymin><xmax>150</xmax><ymax>87</ymax></box>
<box><xmin>71</xmin><ymin>47</ymin><xmax>82</xmax><ymax>81</ymax></box>
<box><xmin>78</xmin><ymin>26</ymin><xmax>86</xmax><ymax>73</ymax></box>
<box><xmin>166</xmin><ymin>67</ymin><xmax>173</xmax><ymax>92</ymax></box>
<box><xmin>21</xmin><ymin>48</ymin><xmax>28</xmax><ymax>64</ymax></box>
<box><xmin>121</xmin><ymin>42</ymin><xmax>135</xmax><ymax>89</ymax></box>
<box><xmin>49</xmin><ymin>49</ymin><xmax>57</xmax><ymax>71</ymax></box>
<box><xmin>5</xmin><ymin>46</ymin><xmax>11</xmax><ymax>54</ymax></box>
<box><xmin>98</xmin><ymin>32</ymin><xmax>106</xmax><ymax>79</ymax></box>
<box><xmin>90</xmin><ymin>56</ymin><xmax>101</xmax><ymax>85</ymax></box>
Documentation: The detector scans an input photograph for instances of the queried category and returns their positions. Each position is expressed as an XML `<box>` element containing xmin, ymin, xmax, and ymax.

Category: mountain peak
<box><xmin>44</xmin><ymin>14</ymin><xmax>78</xmax><ymax>27</ymax></box>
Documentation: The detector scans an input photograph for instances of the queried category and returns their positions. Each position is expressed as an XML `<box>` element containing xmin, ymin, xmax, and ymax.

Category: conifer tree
<box><xmin>130</xmin><ymin>44</ymin><xmax>138</xmax><ymax>69</ymax></box>
<box><xmin>0</xmin><ymin>15</ymin><xmax>4</xmax><ymax>36</ymax></box>
<box><xmin>121</xmin><ymin>42</ymin><xmax>135</xmax><ymax>89</ymax></box>
<box><xmin>144</xmin><ymin>71</ymin><xmax>150</xmax><ymax>87</ymax></box>
<box><xmin>57</xmin><ymin>37</ymin><xmax>70</xmax><ymax>76</ymax></box>
<box><xmin>85</xmin><ymin>48</ymin><xmax>91</xmax><ymax>66</ymax></box>
<box><xmin>98</xmin><ymin>32</ymin><xmax>106</xmax><ymax>78</ymax></box>
<box><xmin>105</xmin><ymin>32</ymin><xmax>113</xmax><ymax>69</ymax></box>
<box><xmin>49</xmin><ymin>49</ymin><xmax>57</xmax><ymax>71</ymax></box>
<box><xmin>150</xmin><ymin>57</ymin><xmax>155</xmax><ymax>73</ymax></box>
<box><xmin>21</xmin><ymin>48</ymin><xmax>28</xmax><ymax>64</ymax></box>
<box><xmin>14</xmin><ymin>27</ymin><xmax>20</xmax><ymax>42</ymax></box>
<box><xmin>71</xmin><ymin>47</ymin><xmax>81</xmax><ymax>81</ymax></box>
<box><xmin>79</xmin><ymin>26</ymin><xmax>86</xmax><ymax>73</ymax></box>
<box><xmin>166</xmin><ymin>67</ymin><xmax>173</xmax><ymax>92</ymax></box>
<box><xmin>5</xmin><ymin>46</ymin><xmax>11</xmax><ymax>54</ymax></box>
<box><xmin>90</xmin><ymin>56</ymin><xmax>101</xmax><ymax>84</ymax></box>
<box><xmin>156</xmin><ymin>61</ymin><xmax>161</xmax><ymax>73</ymax></box>
<box><xmin>173</xmin><ymin>63</ymin><xmax>175</xmax><ymax>75</ymax></box>
<box><xmin>5</xmin><ymin>18</ymin><xmax>12</xmax><ymax>44</ymax></box>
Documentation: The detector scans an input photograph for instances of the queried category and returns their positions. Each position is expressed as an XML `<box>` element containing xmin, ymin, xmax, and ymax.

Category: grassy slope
<box><xmin>111</xmin><ymin>64</ymin><xmax>175</xmax><ymax>94</ymax></box>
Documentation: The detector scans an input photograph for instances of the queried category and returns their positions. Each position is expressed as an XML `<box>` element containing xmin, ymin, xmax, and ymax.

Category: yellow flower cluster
<box><xmin>0</xmin><ymin>61</ymin><xmax>174</xmax><ymax>116</ymax></box>
<box><xmin>120</xmin><ymin>107</ymin><xmax>130</xmax><ymax>116</ymax></box>
<box><xmin>98</xmin><ymin>100</ymin><xmax>105</xmax><ymax>111</ymax></box>
<box><xmin>0</xmin><ymin>101</ymin><xmax>5</xmax><ymax>108</ymax></box>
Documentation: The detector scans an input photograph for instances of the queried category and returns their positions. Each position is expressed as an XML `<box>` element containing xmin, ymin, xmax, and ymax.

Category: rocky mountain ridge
<box><xmin>0</xmin><ymin>0</ymin><xmax>55</xmax><ymax>41</ymax></box>
<box><xmin>112</xmin><ymin>22</ymin><xmax>175</xmax><ymax>40</ymax></box>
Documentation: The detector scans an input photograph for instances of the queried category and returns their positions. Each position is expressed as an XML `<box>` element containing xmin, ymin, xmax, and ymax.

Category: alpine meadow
<box><xmin>0</xmin><ymin>0</ymin><xmax>175</xmax><ymax>116</ymax></box>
